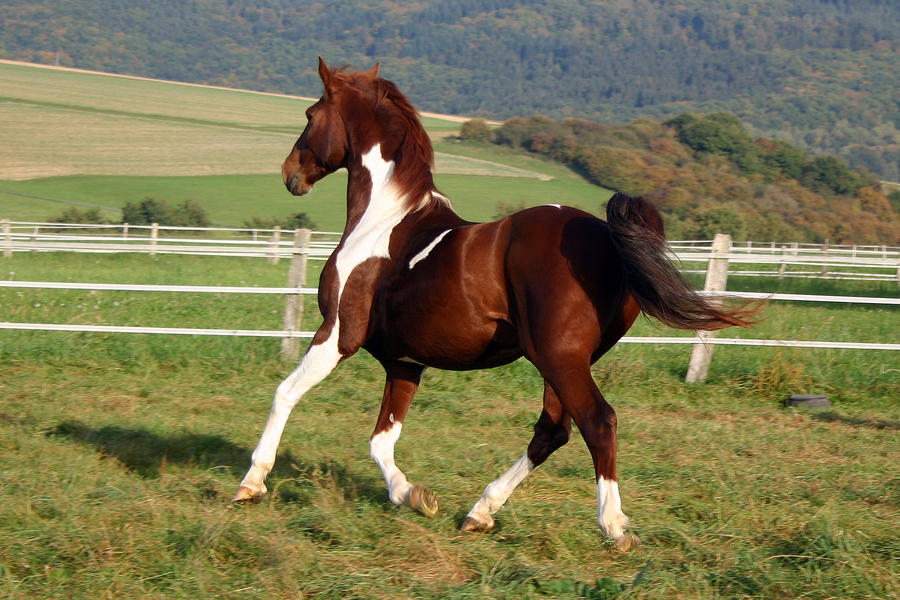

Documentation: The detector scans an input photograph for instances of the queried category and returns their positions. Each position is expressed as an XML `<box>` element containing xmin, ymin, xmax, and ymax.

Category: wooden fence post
<box><xmin>281</xmin><ymin>229</ymin><xmax>311</xmax><ymax>362</ymax></box>
<box><xmin>2</xmin><ymin>219</ymin><xmax>11</xmax><ymax>258</ymax></box>
<box><xmin>778</xmin><ymin>245</ymin><xmax>788</xmax><ymax>279</ymax></box>
<box><xmin>267</xmin><ymin>226</ymin><xmax>282</xmax><ymax>264</ymax></box>
<box><xmin>685</xmin><ymin>233</ymin><xmax>731</xmax><ymax>383</ymax></box>
<box><xmin>150</xmin><ymin>222</ymin><xmax>159</xmax><ymax>257</ymax></box>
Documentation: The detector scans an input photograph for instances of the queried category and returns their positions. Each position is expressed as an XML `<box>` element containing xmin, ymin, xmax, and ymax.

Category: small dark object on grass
<box><xmin>786</xmin><ymin>394</ymin><xmax>831</xmax><ymax>409</ymax></box>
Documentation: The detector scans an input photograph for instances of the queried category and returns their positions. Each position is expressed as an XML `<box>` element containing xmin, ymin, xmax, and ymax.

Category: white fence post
<box><xmin>281</xmin><ymin>229</ymin><xmax>311</xmax><ymax>362</ymax></box>
<box><xmin>2</xmin><ymin>219</ymin><xmax>11</xmax><ymax>258</ymax></box>
<box><xmin>778</xmin><ymin>245</ymin><xmax>788</xmax><ymax>279</ymax></box>
<box><xmin>150</xmin><ymin>222</ymin><xmax>159</xmax><ymax>257</ymax></box>
<box><xmin>267</xmin><ymin>226</ymin><xmax>282</xmax><ymax>264</ymax></box>
<box><xmin>685</xmin><ymin>233</ymin><xmax>731</xmax><ymax>383</ymax></box>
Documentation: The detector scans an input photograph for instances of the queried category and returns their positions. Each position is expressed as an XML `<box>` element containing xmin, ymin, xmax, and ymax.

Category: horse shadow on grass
<box><xmin>48</xmin><ymin>420</ymin><xmax>388</xmax><ymax>506</ymax></box>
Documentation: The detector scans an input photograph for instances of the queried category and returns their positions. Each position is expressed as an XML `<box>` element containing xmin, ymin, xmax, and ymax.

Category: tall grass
<box><xmin>1</xmin><ymin>253</ymin><xmax>897</xmax><ymax>598</ymax></box>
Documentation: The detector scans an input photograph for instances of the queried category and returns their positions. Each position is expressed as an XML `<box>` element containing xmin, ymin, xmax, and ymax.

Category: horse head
<box><xmin>281</xmin><ymin>57</ymin><xmax>383</xmax><ymax>196</ymax></box>
<box><xmin>282</xmin><ymin>58</ymin><xmax>438</xmax><ymax>212</ymax></box>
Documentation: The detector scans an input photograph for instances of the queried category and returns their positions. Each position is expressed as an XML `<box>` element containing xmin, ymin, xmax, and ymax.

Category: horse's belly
<box><xmin>378</xmin><ymin>308</ymin><xmax>521</xmax><ymax>370</ymax></box>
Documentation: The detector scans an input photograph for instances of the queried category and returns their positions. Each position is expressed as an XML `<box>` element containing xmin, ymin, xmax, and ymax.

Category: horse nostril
<box><xmin>286</xmin><ymin>172</ymin><xmax>299</xmax><ymax>192</ymax></box>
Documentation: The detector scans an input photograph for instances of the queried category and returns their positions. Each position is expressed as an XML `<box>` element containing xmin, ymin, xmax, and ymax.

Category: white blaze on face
<box><xmin>409</xmin><ymin>229</ymin><xmax>452</xmax><ymax>270</ymax></box>
<box><xmin>370</xmin><ymin>423</ymin><xmax>414</xmax><ymax>505</ymax></box>
<box><xmin>596</xmin><ymin>476</ymin><xmax>629</xmax><ymax>539</ymax></box>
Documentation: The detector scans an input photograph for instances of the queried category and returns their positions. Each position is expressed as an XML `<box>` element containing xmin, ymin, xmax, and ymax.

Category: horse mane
<box><xmin>332</xmin><ymin>68</ymin><xmax>448</xmax><ymax>212</ymax></box>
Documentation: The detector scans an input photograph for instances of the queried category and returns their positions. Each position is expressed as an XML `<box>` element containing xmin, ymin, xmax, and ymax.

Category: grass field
<box><xmin>1</xmin><ymin>253</ymin><xmax>898</xmax><ymax>598</ymax></box>
<box><xmin>1</xmin><ymin>61</ymin><xmax>897</xmax><ymax>598</ymax></box>
<box><xmin>0</xmin><ymin>61</ymin><xmax>609</xmax><ymax>229</ymax></box>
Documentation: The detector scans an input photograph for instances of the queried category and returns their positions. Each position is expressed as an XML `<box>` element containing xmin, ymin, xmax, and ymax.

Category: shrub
<box><xmin>49</xmin><ymin>206</ymin><xmax>109</xmax><ymax>224</ymax></box>
<box><xmin>459</xmin><ymin>118</ymin><xmax>492</xmax><ymax>142</ymax></box>
<box><xmin>242</xmin><ymin>212</ymin><xmax>317</xmax><ymax>231</ymax></box>
<box><xmin>121</xmin><ymin>197</ymin><xmax>211</xmax><ymax>227</ymax></box>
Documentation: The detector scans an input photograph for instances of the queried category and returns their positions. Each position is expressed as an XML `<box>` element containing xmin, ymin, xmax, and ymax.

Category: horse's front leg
<box><xmin>233</xmin><ymin>330</ymin><xmax>345</xmax><ymax>503</ymax></box>
<box><xmin>369</xmin><ymin>360</ymin><xmax>438</xmax><ymax>517</ymax></box>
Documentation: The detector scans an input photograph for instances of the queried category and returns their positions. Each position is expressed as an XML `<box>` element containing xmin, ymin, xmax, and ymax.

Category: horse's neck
<box><xmin>338</xmin><ymin>144</ymin><xmax>417</xmax><ymax>258</ymax></box>
<box><xmin>341</xmin><ymin>143</ymin><xmax>459</xmax><ymax>246</ymax></box>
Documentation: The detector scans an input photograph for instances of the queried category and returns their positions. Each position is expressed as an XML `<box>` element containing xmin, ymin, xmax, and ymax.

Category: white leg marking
<box><xmin>239</xmin><ymin>145</ymin><xmax>412</xmax><ymax>500</ymax></box>
<box><xmin>408</xmin><ymin>229</ymin><xmax>451</xmax><ymax>270</ymax></box>
<box><xmin>238</xmin><ymin>333</ymin><xmax>342</xmax><ymax>496</ymax></box>
<box><xmin>370</xmin><ymin>423</ymin><xmax>414</xmax><ymax>505</ymax></box>
<box><xmin>597</xmin><ymin>476</ymin><xmax>629</xmax><ymax>539</ymax></box>
<box><xmin>466</xmin><ymin>453</ymin><xmax>534</xmax><ymax>524</ymax></box>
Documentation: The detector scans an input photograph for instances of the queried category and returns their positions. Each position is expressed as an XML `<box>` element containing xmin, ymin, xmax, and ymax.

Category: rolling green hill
<box><xmin>0</xmin><ymin>61</ymin><xmax>609</xmax><ymax>230</ymax></box>
<box><xmin>1</xmin><ymin>0</ymin><xmax>897</xmax><ymax>180</ymax></box>
<box><xmin>2</xmin><ymin>60</ymin><xmax>898</xmax><ymax>243</ymax></box>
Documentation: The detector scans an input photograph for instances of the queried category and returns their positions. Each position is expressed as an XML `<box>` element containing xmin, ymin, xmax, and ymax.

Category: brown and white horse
<box><xmin>234</xmin><ymin>58</ymin><xmax>755</xmax><ymax>550</ymax></box>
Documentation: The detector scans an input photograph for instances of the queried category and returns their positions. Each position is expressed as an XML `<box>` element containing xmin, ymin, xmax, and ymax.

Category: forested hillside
<box><xmin>1</xmin><ymin>0</ymin><xmax>897</xmax><ymax>180</ymax></box>
<box><xmin>460</xmin><ymin>113</ymin><xmax>900</xmax><ymax>244</ymax></box>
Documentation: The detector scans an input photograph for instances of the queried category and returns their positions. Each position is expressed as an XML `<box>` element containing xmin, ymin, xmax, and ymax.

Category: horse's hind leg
<box><xmin>369</xmin><ymin>361</ymin><xmax>438</xmax><ymax>517</ymax></box>
<box><xmin>234</xmin><ymin>335</ymin><xmax>344</xmax><ymax>503</ymax></box>
<box><xmin>546</xmin><ymin>365</ymin><xmax>639</xmax><ymax>550</ymax></box>
<box><xmin>461</xmin><ymin>382</ymin><xmax>571</xmax><ymax>532</ymax></box>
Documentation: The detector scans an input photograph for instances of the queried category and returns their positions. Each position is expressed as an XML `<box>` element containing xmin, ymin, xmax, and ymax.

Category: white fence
<box><xmin>1</xmin><ymin>220</ymin><xmax>339</xmax><ymax>261</ymax></box>
<box><xmin>3</xmin><ymin>220</ymin><xmax>899</xmax><ymax>283</ymax></box>
<box><xmin>1</xmin><ymin>224</ymin><xmax>898</xmax><ymax>381</ymax></box>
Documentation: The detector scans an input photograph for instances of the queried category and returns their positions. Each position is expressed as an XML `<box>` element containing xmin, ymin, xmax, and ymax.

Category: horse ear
<box><xmin>367</xmin><ymin>62</ymin><xmax>380</xmax><ymax>78</ymax></box>
<box><xmin>317</xmin><ymin>56</ymin><xmax>332</xmax><ymax>88</ymax></box>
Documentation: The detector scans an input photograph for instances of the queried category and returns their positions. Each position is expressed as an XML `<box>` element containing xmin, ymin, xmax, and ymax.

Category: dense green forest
<box><xmin>460</xmin><ymin>112</ymin><xmax>900</xmax><ymax>243</ymax></box>
<box><xmin>1</xmin><ymin>0</ymin><xmax>897</xmax><ymax>181</ymax></box>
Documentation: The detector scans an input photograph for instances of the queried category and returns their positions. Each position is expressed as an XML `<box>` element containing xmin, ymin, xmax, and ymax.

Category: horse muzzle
<box><xmin>284</xmin><ymin>171</ymin><xmax>313</xmax><ymax>196</ymax></box>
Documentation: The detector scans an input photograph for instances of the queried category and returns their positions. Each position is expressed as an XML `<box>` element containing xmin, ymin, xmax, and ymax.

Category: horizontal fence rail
<box><xmin>1</xmin><ymin>220</ymin><xmax>340</xmax><ymax>260</ymax></box>
<box><xmin>1</xmin><ymin>283</ymin><xmax>896</xmax><ymax>349</ymax></box>
<box><xmin>3</xmin><ymin>281</ymin><xmax>898</xmax><ymax>305</ymax></box>
<box><xmin>2</xmin><ymin>226</ymin><xmax>898</xmax><ymax>379</ymax></box>
<box><xmin>0</xmin><ymin>280</ymin><xmax>317</xmax><ymax>295</ymax></box>
<box><xmin>4</xmin><ymin>220</ymin><xmax>899</xmax><ymax>282</ymax></box>
<box><xmin>0</xmin><ymin>323</ymin><xmax>897</xmax><ymax>351</ymax></box>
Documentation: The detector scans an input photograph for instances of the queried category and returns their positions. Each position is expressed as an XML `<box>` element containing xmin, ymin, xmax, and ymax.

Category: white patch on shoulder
<box><xmin>409</xmin><ymin>229</ymin><xmax>451</xmax><ymax>270</ymax></box>
<box><xmin>329</xmin><ymin>144</ymin><xmax>410</xmax><ymax>338</ymax></box>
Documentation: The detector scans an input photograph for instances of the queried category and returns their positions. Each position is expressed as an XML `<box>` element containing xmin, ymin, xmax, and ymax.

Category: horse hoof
<box><xmin>460</xmin><ymin>514</ymin><xmax>494</xmax><ymax>533</ymax></box>
<box><xmin>408</xmin><ymin>485</ymin><xmax>439</xmax><ymax>518</ymax></box>
<box><xmin>232</xmin><ymin>485</ymin><xmax>266</xmax><ymax>505</ymax></box>
<box><xmin>614</xmin><ymin>532</ymin><xmax>641</xmax><ymax>552</ymax></box>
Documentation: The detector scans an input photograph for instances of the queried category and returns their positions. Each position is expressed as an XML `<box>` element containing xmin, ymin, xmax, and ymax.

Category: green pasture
<box><xmin>1</xmin><ymin>252</ymin><xmax>898</xmax><ymax>598</ymax></box>
<box><xmin>0</xmin><ymin>61</ymin><xmax>607</xmax><ymax>229</ymax></box>
<box><xmin>0</xmin><ymin>169</ymin><xmax>604</xmax><ymax>231</ymax></box>
<box><xmin>1</xmin><ymin>61</ymin><xmax>897</xmax><ymax>599</ymax></box>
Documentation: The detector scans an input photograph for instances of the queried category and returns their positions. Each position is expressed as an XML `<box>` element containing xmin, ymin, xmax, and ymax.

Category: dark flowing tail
<box><xmin>606</xmin><ymin>192</ymin><xmax>760</xmax><ymax>330</ymax></box>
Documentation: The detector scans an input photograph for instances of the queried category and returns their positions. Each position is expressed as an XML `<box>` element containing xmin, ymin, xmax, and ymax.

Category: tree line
<box><xmin>462</xmin><ymin>112</ymin><xmax>899</xmax><ymax>244</ymax></box>
<box><xmin>1</xmin><ymin>0</ymin><xmax>897</xmax><ymax>179</ymax></box>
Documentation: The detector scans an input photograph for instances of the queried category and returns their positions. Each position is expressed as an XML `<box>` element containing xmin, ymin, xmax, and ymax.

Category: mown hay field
<box><xmin>0</xmin><ymin>61</ymin><xmax>550</xmax><ymax>182</ymax></box>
